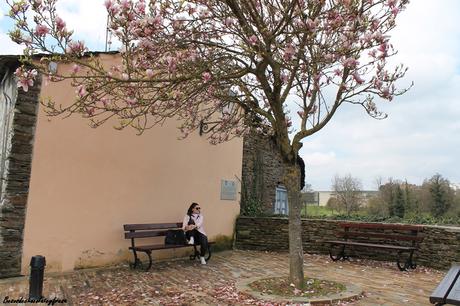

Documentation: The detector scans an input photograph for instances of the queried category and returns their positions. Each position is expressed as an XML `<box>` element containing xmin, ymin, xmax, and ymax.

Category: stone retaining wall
<box><xmin>235</xmin><ymin>217</ymin><xmax>460</xmax><ymax>270</ymax></box>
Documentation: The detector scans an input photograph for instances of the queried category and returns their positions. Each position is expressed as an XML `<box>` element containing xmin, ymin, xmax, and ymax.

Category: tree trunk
<box><xmin>284</xmin><ymin>163</ymin><xmax>304</xmax><ymax>289</ymax></box>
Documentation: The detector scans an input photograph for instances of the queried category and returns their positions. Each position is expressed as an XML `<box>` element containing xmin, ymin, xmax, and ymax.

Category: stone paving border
<box><xmin>236</xmin><ymin>276</ymin><xmax>363</xmax><ymax>304</ymax></box>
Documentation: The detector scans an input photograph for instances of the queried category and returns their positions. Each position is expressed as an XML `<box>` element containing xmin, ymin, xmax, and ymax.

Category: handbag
<box><xmin>164</xmin><ymin>229</ymin><xmax>187</xmax><ymax>245</ymax></box>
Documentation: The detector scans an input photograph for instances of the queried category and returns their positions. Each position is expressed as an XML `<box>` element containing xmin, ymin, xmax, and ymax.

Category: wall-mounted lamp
<box><xmin>199</xmin><ymin>90</ymin><xmax>237</xmax><ymax>136</ymax></box>
<box><xmin>199</xmin><ymin>119</ymin><xmax>222</xmax><ymax>136</ymax></box>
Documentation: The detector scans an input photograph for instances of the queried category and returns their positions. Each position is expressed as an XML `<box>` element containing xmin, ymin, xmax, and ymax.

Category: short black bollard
<box><xmin>29</xmin><ymin>255</ymin><xmax>46</xmax><ymax>300</ymax></box>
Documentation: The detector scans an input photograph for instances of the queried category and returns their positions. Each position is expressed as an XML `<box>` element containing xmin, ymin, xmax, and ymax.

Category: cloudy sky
<box><xmin>1</xmin><ymin>1</ymin><xmax>459</xmax><ymax>191</ymax></box>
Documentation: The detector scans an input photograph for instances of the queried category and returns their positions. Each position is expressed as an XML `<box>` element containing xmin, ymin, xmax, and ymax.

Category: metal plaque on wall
<box><xmin>220</xmin><ymin>180</ymin><xmax>237</xmax><ymax>200</ymax></box>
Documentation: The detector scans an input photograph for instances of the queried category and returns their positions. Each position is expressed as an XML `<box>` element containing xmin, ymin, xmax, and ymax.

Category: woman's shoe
<box><xmin>200</xmin><ymin>256</ymin><xmax>206</xmax><ymax>265</ymax></box>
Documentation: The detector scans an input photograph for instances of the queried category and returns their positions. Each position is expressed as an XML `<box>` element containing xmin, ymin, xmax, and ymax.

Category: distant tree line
<box><xmin>326</xmin><ymin>173</ymin><xmax>460</xmax><ymax>224</ymax></box>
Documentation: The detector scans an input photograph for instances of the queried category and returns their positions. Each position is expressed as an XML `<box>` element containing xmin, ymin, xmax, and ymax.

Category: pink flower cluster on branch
<box><xmin>7</xmin><ymin>0</ymin><xmax>411</xmax><ymax>147</ymax></box>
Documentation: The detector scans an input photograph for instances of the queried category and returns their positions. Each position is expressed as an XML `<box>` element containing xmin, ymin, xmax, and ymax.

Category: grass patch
<box><xmin>302</xmin><ymin>205</ymin><xmax>341</xmax><ymax>217</ymax></box>
<box><xmin>248</xmin><ymin>276</ymin><xmax>346</xmax><ymax>298</ymax></box>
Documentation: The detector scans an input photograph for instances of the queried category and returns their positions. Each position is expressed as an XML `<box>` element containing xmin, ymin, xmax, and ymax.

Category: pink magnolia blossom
<box><xmin>126</xmin><ymin>97</ymin><xmax>137</xmax><ymax>105</ymax></box>
<box><xmin>202</xmin><ymin>72</ymin><xmax>211</xmax><ymax>82</ymax></box>
<box><xmin>32</xmin><ymin>0</ymin><xmax>42</xmax><ymax>9</ymax></box>
<box><xmin>166</xmin><ymin>56</ymin><xmax>177</xmax><ymax>72</ymax></box>
<box><xmin>17</xmin><ymin>77</ymin><xmax>34</xmax><ymax>92</ymax></box>
<box><xmin>135</xmin><ymin>1</ymin><xmax>146</xmax><ymax>14</ymax></box>
<box><xmin>225</xmin><ymin>17</ymin><xmax>235</xmax><ymax>27</ymax></box>
<box><xmin>120</xmin><ymin>0</ymin><xmax>130</xmax><ymax>10</ymax></box>
<box><xmin>35</xmin><ymin>24</ymin><xmax>49</xmax><ymax>36</ymax></box>
<box><xmin>55</xmin><ymin>17</ymin><xmax>66</xmax><ymax>32</ymax></box>
<box><xmin>381</xmin><ymin>87</ymin><xmax>391</xmax><ymax>99</ymax></box>
<box><xmin>343</xmin><ymin>57</ymin><xmax>359</xmax><ymax>68</ymax></box>
<box><xmin>104</xmin><ymin>0</ymin><xmax>113</xmax><ymax>9</ymax></box>
<box><xmin>387</xmin><ymin>0</ymin><xmax>397</xmax><ymax>8</ymax></box>
<box><xmin>248</xmin><ymin>35</ymin><xmax>258</xmax><ymax>46</ymax></box>
<box><xmin>14</xmin><ymin>67</ymin><xmax>37</xmax><ymax>92</ymax></box>
<box><xmin>305</xmin><ymin>18</ymin><xmax>317</xmax><ymax>32</ymax></box>
<box><xmin>86</xmin><ymin>107</ymin><xmax>95</xmax><ymax>116</ymax></box>
<box><xmin>352</xmin><ymin>72</ymin><xmax>365</xmax><ymax>84</ymax></box>
<box><xmin>152</xmin><ymin>15</ymin><xmax>162</xmax><ymax>27</ymax></box>
<box><xmin>66</xmin><ymin>40</ymin><xmax>86</xmax><ymax>55</ymax></box>
<box><xmin>280</xmin><ymin>73</ymin><xmax>289</xmax><ymax>84</ymax></box>
<box><xmin>100</xmin><ymin>97</ymin><xmax>110</xmax><ymax>106</ymax></box>
<box><xmin>146</xmin><ymin>69</ymin><xmax>154</xmax><ymax>78</ymax></box>
<box><xmin>122</xmin><ymin>73</ymin><xmax>129</xmax><ymax>80</ymax></box>
<box><xmin>283</xmin><ymin>43</ymin><xmax>295</xmax><ymax>61</ymax></box>
<box><xmin>72</xmin><ymin>64</ymin><xmax>80</xmax><ymax>74</ymax></box>
<box><xmin>76</xmin><ymin>85</ymin><xmax>86</xmax><ymax>97</ymax></box>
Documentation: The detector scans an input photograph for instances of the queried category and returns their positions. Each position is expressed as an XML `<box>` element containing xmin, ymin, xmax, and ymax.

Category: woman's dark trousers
<box><xmin>186</xmin><ymin>229</ymin><xmax>208</xmax><ymax>257</ymax></box>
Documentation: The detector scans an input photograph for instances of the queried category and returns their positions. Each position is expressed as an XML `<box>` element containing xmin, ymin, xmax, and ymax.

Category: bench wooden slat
<box><xmin>338</xmin><ymin>231</ymin><xmax>423</xmax><ymax>242</ymax></box>
<box><xmin>339</xmin><ymin>222</ymin><xmax>423</xmax><ymax>231</ymax></box>
<box><xmin>124</xmin><ymin>223</ymin><xmax>183</xmax><ymax>231</ymax></box>
<box><xmin>430</xmin><ymin>266</ymin><xmax>460</xmax><ymax>304</ymax></box>
<box><xmin>430</xmin><ymin>266</ymin><xmax>460</xmax><ymax>305</ymax></box>
<box><xmin>125</xmin><ymin>230</ymin><xmax>174</xmax><ymax>239</ymax></box>
<box><xmin>447</xmin><ymin>278</ymin><xmax>460</xmax><ymax>306</ymax></box>
<box><xmin>131</xmin><ymin>241</ymin><xmax>216</xmax><ymax>251</ymax></box>
<box><xmin>327</xmin><ymin>240</ymin><xmax>416</xmax><ymax>251</ymax></box>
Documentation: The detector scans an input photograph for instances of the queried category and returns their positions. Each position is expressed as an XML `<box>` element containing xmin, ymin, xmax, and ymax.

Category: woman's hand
<box><xmin>185</xmin><ymin>225</ymin><xmax>196</xmax><ymax>231</ymax></box>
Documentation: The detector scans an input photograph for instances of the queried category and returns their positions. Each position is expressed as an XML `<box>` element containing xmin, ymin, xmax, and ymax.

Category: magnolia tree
<box><xmin>7</xmin><ymin>0</ymin><xmax>410</xmax><ymax>288</ymax></box>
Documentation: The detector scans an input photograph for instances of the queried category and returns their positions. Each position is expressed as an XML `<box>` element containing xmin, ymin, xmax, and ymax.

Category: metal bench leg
<box><xmin>397</xmin><ymin>251</ymin><xmax>407</xmax><ymax>271</ymax></box>
<box><xmin>130</xmin><ymin>250</ymin><xmax>142</xmax><ymax>270</ymax></box>
<box><xmin>190</xmin><ymin>245</ymin><xmax>200</xmax><ymax>260</ymax></box>
<box><xmin>330</xmin><ymin>245</ymin><xmax>346</xmax><ymax>261</ymax></box>
<box><xmin>145</xmin><ymin>250</ymin><xmax>153</xmax><ymax>272</ymax></box>
<box><xmin>205</xmin><ymin>244</ymin><xmax>212</xmax><ymax>261</ymax></box>
<box><xmin>408</xmin><ymin>250</ymin><xmax>417</xmax><ymax>269</ymax></box>
<box><xmin>397</xmin><ymin>250</ymin><xmax>416</xmax><ymax>271</ymax></box>
<box><xmin>190</xmin><ymin>244</ymin><xmax>212</xmax><ymax>262</ymax></box>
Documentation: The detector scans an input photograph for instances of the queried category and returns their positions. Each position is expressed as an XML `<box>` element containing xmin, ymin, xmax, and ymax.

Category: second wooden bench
<box><xmin>326</xmin><ymin>222</ymin><xmax>424</xmax><ymax>271</ymax></box>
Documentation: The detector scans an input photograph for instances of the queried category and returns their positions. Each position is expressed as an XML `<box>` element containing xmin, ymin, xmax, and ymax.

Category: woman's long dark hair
<box><xmin>187</xmin><ymin>202</ymin><xmax>199</xmax><ymax>216</ymax></box>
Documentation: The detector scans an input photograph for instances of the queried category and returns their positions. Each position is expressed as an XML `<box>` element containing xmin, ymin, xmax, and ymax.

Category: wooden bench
<box><xmin>430</xmin><ymin>265</ymin><xmax>460</xmax><ymax>305</ymax></box>
<box><xmin>123</xmin><ymin>222</ymin><xmax>214</xmax><ymax>271</ymax></box>
<box><xmin>326</xmin><ymin>222</ymin><xmax>423</xmax><ymax>271</ymax></box>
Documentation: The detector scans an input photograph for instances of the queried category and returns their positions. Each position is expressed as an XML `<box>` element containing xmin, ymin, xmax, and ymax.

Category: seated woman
<box><xmin>183</xmin><ymin>202</ymin><xmax>208</xmax><ymax>265</ymax></box>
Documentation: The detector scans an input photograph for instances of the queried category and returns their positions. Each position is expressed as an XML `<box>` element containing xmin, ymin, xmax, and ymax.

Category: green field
<box><xmin>301</xmin><ymin>205</ymin><xmax>340</xmax><ymax>217</ymax></box>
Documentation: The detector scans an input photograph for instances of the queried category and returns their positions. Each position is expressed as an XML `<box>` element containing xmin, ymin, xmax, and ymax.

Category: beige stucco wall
<box><xmin>21</xmin><ymin>55</ymin><xmax>242</xmax><ymax>273</ymax></box>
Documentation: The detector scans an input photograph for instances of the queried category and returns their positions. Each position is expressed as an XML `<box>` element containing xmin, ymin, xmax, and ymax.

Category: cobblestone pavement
<box><xmin>0</xmin><ymin>250</ymin><xmax>445</xmax><ymax>305</ymax></box>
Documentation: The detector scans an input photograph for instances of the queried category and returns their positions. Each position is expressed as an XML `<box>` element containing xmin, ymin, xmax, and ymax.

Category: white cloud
<box><xmin>56</xmin><ymin>0</ymin><xmax>108</xmax><ymax>51</ymax></box>
<box><xmin>302</xmin><ymin>152</ymin><xmax>337</xmax><ymax>167</ymax></box>
<box><xmin>0</xmin><ymin>32</ymin><xmax>24</xmax><ymax>55</ymax></box>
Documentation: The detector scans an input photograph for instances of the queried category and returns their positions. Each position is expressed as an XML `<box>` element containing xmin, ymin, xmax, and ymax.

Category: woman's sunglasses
<box><xmin>195</xmin><ymin>207</ymin><xmax>201</xmax><ymax>210</ymax></box>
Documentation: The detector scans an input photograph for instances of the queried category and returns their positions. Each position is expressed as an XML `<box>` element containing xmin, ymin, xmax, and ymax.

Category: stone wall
<box><xmin>235</xmin><ymin>217</ymin><xmax>460</xmax><ymax>270</ymax></box>
<box><xmin>241</xmin><ymin>131</ymin><xmax>284</xmax><ymax>214</ymax></box>
<box><xmin>241</xmin><ymin>131</ymin><xmax>305</xmax><ymax>215</ymax></box>
<box><xmin>0</xmin><ymin>59</ymin><xmax>40</xmax><ymax>278</ymax></box>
